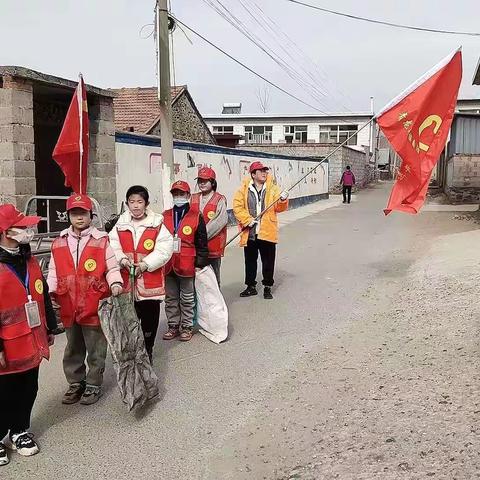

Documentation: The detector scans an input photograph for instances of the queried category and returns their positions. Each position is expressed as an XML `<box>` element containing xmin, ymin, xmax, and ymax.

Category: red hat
<box><xmin>196</xmin><ymin>167</ymin><xmax>216</xmax><ymax>181</ymax></box>
<box><xmin>66</xmin><ymin>194</ymin><xmax>93</xmax><ymax>212</ymax></box>
<box><xmin>249</xmin><ymin>161</ymin><xmax>269</xmax><ymax>173</ymax></box>
<box><xmin>170</xmin><ymin>180</ymin><xmax>191</xmax><ymax>194</ymax></box>
<box><xmin>0</xmin><ymin>204</ymin><xmax>41</xmax><ymax>234</ymax></box>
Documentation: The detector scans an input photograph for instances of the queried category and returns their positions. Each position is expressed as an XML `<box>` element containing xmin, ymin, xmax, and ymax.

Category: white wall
<box><xmin>115</xmin><ymin>138</ymin><xmax>329</xmax><ymax>213</ymax></box>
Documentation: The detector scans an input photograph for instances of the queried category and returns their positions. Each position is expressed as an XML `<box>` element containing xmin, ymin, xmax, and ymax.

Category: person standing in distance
<box><xmin>109</xmin><ymin>186</ymin><xmax>173</xmax><ymax>362</ymax></box>
<box><xmin>340</xmin><ymin>165</ymin><xmax>356</xmax><ymax>204</ymax></box>
<box><xmin>0</xmin><ymin>204</ymin><xmax>56</xmax><ymax>465</ymax></box>
<box><xmin>233</xmin><ymin>161</ymin><xmax>289</xmax><ymax>300</ymax></box>
<box><xmin>191</xmin><ymin>167</ymin><xmax>228</xmax><ymax>285</ymax></box>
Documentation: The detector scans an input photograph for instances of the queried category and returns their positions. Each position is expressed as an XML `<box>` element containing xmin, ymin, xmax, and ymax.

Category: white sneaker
<box><xmin>0</xmin><ymin>442</ymin><xmax>9</xmax><ymax>466</ymax></box>
<box><xmin>6</xmin><ymin>432</ymin><xmax>39</xmax><ymax>457</ymax></box>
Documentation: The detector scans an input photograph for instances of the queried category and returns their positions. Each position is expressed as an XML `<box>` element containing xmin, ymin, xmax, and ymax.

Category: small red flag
<box><xmin>377</xmin><ymin>49</ymin><xmax>462</xmax><ymax>215</ymax></box>
<box><xmin>52</xmin><ymin>74</ymin><xmax>89</xmax><ymax>194</ymax></box>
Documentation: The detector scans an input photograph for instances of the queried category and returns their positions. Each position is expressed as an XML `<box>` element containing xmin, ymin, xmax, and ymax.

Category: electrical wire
<box><xmin>285</xmin><ymin>0</ymin><xmax>480</xmax><ymax>37</ymax></box>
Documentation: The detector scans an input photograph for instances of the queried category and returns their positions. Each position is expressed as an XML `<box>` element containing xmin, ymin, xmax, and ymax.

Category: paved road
<box><xmin>4</xmin><ymin>183</ymin><xmax>470</xmax><ymax>480</ymax></box>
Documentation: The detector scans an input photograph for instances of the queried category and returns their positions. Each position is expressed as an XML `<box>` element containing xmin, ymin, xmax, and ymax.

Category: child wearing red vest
<box><xmin>191</xmin><ymin>167</ymin><xmax>228</xmax><ymax>285</ymax></box>
<box><xmin>0</xmin><ymin>204</ymin><xmax>57</xmax><ymax>466</ymax></box>
<box><xmin>109</xmin><ymin>186</ymin><xmax>174</xmax><ymax>361</ymax></box>
<box><xmin>162</xmin><ymin>181</ymin><xmax>209</xmax><ymax>342</ymax></box>
<box><xmin>47</xmin><ymin>194</ymin><xmax>123</xmax><ymax>406</ymax></box>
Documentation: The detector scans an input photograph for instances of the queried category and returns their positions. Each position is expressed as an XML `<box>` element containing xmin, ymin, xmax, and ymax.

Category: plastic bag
<box><xmin>195</xmin><ymin>266</ymin><xmax>228</xmax><ymax>344</ymax></box>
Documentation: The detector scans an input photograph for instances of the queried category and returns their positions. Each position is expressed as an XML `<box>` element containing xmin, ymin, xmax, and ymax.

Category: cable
<box><xmin>285</xmin><ymin>0</ymin><xmax>480</xmax><ymax>37</ymax></box>
<box><xmin>170</xmin><ymin>13</ymin><xmax>340</xmax><ymax>114</ymax></box>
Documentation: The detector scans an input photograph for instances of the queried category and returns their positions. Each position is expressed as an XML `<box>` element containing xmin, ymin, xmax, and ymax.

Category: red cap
<box><xmin>170</xmin><ymin>180</ymin><xmax>191</xmax><ymax>194</ymax></box>
<box><xmin>66</xmin><ymin>194</ymin><xmax>93</xmax><ymax>212</ymax></box>
<box><xmin>196</xmin><ymin>167</ymin><xmax>216</xmax><ymax>181</ymax></box>
<box><xmin>249</xmin><ymin>161</ymin><xmax>269</xmax><ymax>173</ymax></box>
<box><xmin>0</xmin><ymin>204</ymin><xmax>41</xmax><ymax>234</ymax></box>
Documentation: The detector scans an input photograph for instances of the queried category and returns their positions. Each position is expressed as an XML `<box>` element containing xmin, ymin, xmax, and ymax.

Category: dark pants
<box><xmin>343</xmin><ymin>185</ymin><xmax>352</xmax><ymax>203</ymax></box>
<box><xmin>134</xmin><ymin>300</ymin><xmax>161</xmax><ymax>356</ymax></box>
<box><xmin>0</xmin><ymin>367</ymin><xmax>39</xmax><ymax>439</ymax></box>
<box><xmin>244</xmin><ymin>238</ymin><xmax>276</xmax><ymax>287</ymax></box>
<box><xmin>207</xmin><ymin>258</ymin><xmax>222</xmax><ymax>285</ymax></box>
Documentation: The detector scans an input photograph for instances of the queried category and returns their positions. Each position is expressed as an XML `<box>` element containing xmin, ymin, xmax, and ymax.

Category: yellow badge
<box><xmin>84</xmin><ymin>259</ymin><xmax>97</xmax><ymax>272</ymax></box>
<box><xmin>207</xmin><ymin>211</ymin><xmax>216</xmax><ymax>220</ymax></box>
<box><xmin>182</xmin><ymin>225</ymin><xmax>193</xmax><ymax>236</ymax></box>
<box><xmin>143</xmin><ymin>239</ymin><xmax>155</xmax><ymax>251</ymax></box>
<box><xmin>34</xmin><ymin>279</ymin><xmax>44</xmax><ymax>295</ymax></box>
<box><xmin>75</xmin><ymin>195</ymin><xmax>82</xmax><ymax>201</ymax></box>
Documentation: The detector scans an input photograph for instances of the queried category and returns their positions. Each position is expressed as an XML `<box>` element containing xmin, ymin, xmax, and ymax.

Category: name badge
<box><xmin>25</xmin><ymin>297</ymin><xmax>41</xmax><ymax>328</ymax></box>
<box><xmin>173</xmin><ymin>235</ymin><xmax>181</xmax><ymax>253</ymax></box>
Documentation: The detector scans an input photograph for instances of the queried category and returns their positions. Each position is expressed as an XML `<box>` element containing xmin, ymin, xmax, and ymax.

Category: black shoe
<box><xmin>240</xmin><ymin>286</ymin><xmax>258</xmax><ymax>297</ymax></box>
<box><xmin>6</xmin><ymin>432</ymin><xmax>39</xmax><ymax>457</ymax></box>
<box><xmin>263</xmin><ymin>287</ymin><xmax>273</xmax><ymax>299</ymax></box>
<box><xmin>0</xmin><ymin>442</ymin><xmax>9</xmax><ymax>466</ymax></box>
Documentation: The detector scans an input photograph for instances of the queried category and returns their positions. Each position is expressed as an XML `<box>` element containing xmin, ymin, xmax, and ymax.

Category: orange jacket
<box><xmin>233</xmin><ymin>175</ymin><xmax>288</xmax><ymax>247</ymax></box>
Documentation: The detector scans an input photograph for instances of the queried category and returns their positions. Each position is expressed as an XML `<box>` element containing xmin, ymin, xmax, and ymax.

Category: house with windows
<box><xmin>204</xmin><ymin>110</ymin><xmax>374</xmax><ymax>191</ymax></box>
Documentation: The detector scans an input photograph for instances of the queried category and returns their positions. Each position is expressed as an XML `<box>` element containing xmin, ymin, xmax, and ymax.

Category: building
<box><xmin>0</xmin><ymin>66</ymin><xmax>116</xmax><ymax>226</ymax></box>
<box><xmin>457</xmin><ymin>98</ymin><xmax>480</xmax><ymax>114</ymax></box>
<box><xmin>112</xmin><ymin>86</ymin><xmax>216</xmax><ymax>145</ymax></box>
<box><xmin>204</xmin><ymin>111</ymin><xmax>374</xmax><ymax>191</ymax></box>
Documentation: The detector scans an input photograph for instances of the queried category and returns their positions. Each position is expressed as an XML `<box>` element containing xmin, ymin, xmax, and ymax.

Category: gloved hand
<box><xmin>280</xmin><ymin>190</ymin><xmax>289</xmax><ymax>201</ymax></box>
<box><xmin>134</xmin><ymin>262</ymin><xmax>148</xmax><ymax>278</ymax></box>
<box><xmin>120</xmin><ymin>258</ymin><xmax>133</xmax><ymax>270</ymax></box>
<box><xmin>111</xmin><ymin>284</ymin><xmax>123</xmax><ymax>297</ymax></box>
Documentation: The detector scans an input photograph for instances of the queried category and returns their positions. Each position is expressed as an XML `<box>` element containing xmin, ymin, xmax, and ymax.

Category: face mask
<box><xmin>8</xmin><ymin>227</ymin><xmax>35</xmax><ymax>244</ymax></box>
<box><xmin>173</xmin><ymin>197</ymin><xmax>189</xmax><ymax>207</ymax></box>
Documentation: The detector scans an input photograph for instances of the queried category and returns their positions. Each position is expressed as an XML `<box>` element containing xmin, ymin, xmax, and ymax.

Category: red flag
<box><xmin>52</xmin><ymin>74</ymin><xmax>89</xmax><ymax>194</ymax></box>
<box><xmin>377</xmin><ymin>49</ymin><xmax>462</xmax><ymax>215</ymax></box>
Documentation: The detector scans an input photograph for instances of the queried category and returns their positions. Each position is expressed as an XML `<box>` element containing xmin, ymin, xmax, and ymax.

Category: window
<box><xmin>244</xmin><ymin>125</ymin><xmax>273</xmax><ymax>144</ymax></box>
<box><xmin>212</xmin><ymin>126</ymin><xmax>234</xmax><ymax>135</ymax></box>
<box><xmin>319</xmin><ymin>124</ymin><xmax>358</xmax><ymax>145</ymax></box>
<box><xmin>284</xmin><ymin>125</ymin><xmax>307</xmax><ymax>143</ymax></box>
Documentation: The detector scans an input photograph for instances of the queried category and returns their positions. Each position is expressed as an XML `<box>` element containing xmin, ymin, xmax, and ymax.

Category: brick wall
<box><xmin>151</xmin><ymin>92</ymin><xmax>216</xmax><ymax>145</ymax></box>
<box><xmin>0</xmin><ymin>75</ymin><xmax>35</xmax><ymax>210</ymax></box>
<box><xmin>241</xmin><ymin>143</ymin><xmax>369</xmax><ymax>193</ymax></box>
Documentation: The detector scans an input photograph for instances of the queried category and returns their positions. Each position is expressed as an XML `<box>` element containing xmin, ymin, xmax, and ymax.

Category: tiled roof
<box><xmin>112</xmin><ymin>86</ymin><xmax>185</xmax><ymax>133</ymax></box>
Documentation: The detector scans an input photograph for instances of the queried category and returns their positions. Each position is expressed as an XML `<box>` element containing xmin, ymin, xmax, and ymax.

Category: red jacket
<box><xmin>0</xmin><ymin>258</ymin><xmax>50</xmax><ymax>375</ymax></box>
<box><xmin>51</xmin><ymin>236</ymin><xmax>110</xmax><ymax>327</ymax></box>
<box><xmin>191</xmin><ymin>192</ymin><xmax>227</xmax><ymax>258</ymax></box>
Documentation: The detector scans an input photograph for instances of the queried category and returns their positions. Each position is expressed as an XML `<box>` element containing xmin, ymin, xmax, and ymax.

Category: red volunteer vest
<box><xmin>51</xmin><ymin>236</ymin><xmax>110</xmax><ymax>328</ymax></box>
<box><xmin>191</xmin><ymin>192</ymin><xmax>227</xmax><ymax>258</ymax></box>
<box><xmin>117</xmin><ymin>227</ymin><xmax>165</xmax><ymax>298</ymax></box>
<box><xmin>163</xmin><ymin>206</ymin><xmax>199</xmax><ymax>277</ymax></box>
<box><xmin>0</xmin><ymin>259</ymin><xmax>50</xmax><ymax>375</ymax></box>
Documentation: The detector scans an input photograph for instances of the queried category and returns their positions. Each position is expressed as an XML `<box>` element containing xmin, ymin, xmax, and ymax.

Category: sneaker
<box><xmin>6</xmin><ymin>432</ymin><xmax>39</xmax><ymax>457</ymax></box>
<box><xmin>62</xmin><ymin>382</ymin><xmax>86</xmax><ymax>405</ymax></box>
<box><xmin>179</xmin><ymin>329</ymin><xmax>194</xmax><ymax>342</ymax></box>
<box><xmin>263</xmin><ymin>287</ymin><xmax>273</xmax><ymax>300</ymax></box>
<box><xmin>163</xmin><ymin>328</ymin><xmax>180</xmax><ymax>340</ymax></box>
<box><xmin>79</xmin><ymin>385</ymin><xmax>102</xmax><ymax>405</ymax></box>
<box><xmin>0</xmin><ymin>443</ymin><xmax>9</xmax><ymax>466</ymax></box>
<box><xmin>240</xmin><ymin>286</ymin><xmax>258</xmax><ymax>297</ymax></box>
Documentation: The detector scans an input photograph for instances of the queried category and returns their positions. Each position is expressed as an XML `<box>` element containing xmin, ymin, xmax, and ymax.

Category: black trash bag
<box><xmin>99</xmin><ymin>294</ymin><xmax>159</xmax><ymax>411</ymax></box>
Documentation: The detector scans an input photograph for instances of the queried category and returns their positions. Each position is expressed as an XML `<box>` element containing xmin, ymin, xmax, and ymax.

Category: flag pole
<box><xmin>225</xmin><ymin>117</ymin><xmax>376</xmax><ymax>247</ymax></box>
<box><xmin>77</xmin><ymin>73</ymin><xmax>84</xmax><ymax>194</ymax></box>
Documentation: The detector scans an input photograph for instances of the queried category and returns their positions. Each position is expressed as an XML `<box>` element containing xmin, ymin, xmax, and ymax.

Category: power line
<box><xmin>170</xmin><ymin>14</ymin><xmax>345</xmax><ymax>114</ymax></box>
<box><xmin>285</xmin><ymin>0</ymin><xmax>480</xmax><ymax>37</ymax></box>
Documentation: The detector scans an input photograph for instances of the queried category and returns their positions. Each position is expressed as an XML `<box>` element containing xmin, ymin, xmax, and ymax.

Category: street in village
<box><xmin>3</xmin><ymin>182</ymin><xmax>479</xmax><ymax>480</ymax></box>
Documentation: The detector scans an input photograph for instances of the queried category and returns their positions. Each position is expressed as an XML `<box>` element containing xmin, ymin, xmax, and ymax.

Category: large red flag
<box><xmin>52</xmin><ymin>74</ymin><xmax>89</xmax><ymax>194</ymax></box>
<box><xmin>377</xmin><ymin>49</ymin><xmax>462</xmax><ymax>215</ymax></box>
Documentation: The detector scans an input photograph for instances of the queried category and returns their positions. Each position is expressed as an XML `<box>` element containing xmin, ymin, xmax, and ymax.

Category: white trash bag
<box><xmin>195</xmin><ymin>266</ymin><xmax>228</xmax><ymax>344</ymax></box>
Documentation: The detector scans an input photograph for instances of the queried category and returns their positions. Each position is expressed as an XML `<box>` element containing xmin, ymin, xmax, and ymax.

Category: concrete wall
<box><xmin>240</xmin><ymin>143</ymin><xmax>370</xmax><ymax>193</ymax></box>
<box><xmin>115</xmin><ymin>132</ymin><xmax>329</xmax><ymax>214</ymax></box>
<box><xmin>445</xmin><ymin>154</ymin><xmax>480</xmax><ymax>203</ymax></box>
<box><xmin>0</xmin><ymin>75</ymin><xmax>35</xmax><ymax>210</ymax></box>
<box><xmin>150</xmin><ymin>92</ymin><xmax>216</xmax><ymax>145</ymax></box>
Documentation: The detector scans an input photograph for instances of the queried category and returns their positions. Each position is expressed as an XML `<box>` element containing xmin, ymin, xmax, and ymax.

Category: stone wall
<box><xmin>150</xmin><ymin>92</ymin><xmax>216</xmax><ymax>145</ymax></box>
<box><xmin>0</xmin><ymin>76</ymin><xmax>35</xmax><ymax>210</ymax></box>
<box><xmin>241</xmin><ymin>143</ymin><xmax>370</xmax><ymax>193</ymax></box>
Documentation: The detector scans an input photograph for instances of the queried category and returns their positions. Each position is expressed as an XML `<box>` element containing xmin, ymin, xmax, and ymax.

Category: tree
<box><xmin>256</xmin><ymin>84</ymin><xmax>271</xmax><ymax>113</ymax></box>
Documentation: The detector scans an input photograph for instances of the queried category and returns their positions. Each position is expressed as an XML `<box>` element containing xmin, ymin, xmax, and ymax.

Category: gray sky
<box><xmin>1</xmin><ymin>0</ymin><xmax>479</xmax><ymax>115</ymax></box>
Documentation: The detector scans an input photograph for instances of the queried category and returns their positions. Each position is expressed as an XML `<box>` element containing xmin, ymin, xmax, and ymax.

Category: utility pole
<box><xmin>156</xmin><ymin>0</ymin><xmax>174</xmax><ymax>208</ymax></box>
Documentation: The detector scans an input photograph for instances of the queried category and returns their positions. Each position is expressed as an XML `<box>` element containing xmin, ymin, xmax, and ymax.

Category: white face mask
<box><xmin>8</xmin><ymin>227</ymin><xmax>35</xmax><ymax>244</ymax></box>
<box><xmin>173</xmin><ymin>197</ymin><xmax>189</xmax><ymax>207</ymax></box>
